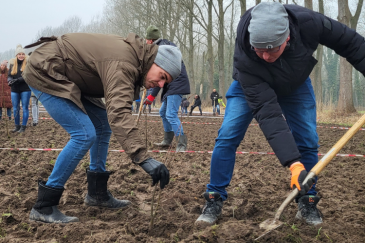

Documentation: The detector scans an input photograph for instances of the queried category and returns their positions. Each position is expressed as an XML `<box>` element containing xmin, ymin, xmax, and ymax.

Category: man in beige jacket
<box><xmin>23</xmin><ymin>33</ymin><xmax>182</xmax><ymax>223</ymax></box>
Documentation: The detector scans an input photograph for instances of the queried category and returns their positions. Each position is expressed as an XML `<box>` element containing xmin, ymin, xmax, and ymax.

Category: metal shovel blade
<box><xmin>255</xmin><ymin>219</ymin><xmax>283</xmax><ymax>241</ymax></box>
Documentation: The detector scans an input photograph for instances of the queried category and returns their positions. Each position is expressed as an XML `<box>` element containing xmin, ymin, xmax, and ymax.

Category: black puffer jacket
<box><xmin>210</xmin><ymin>91</ymin><xmax>219</xmax><ymax>106</ymax></box>
<box><xmin>192</xmin><ymin>96</ymin><xmax>201</xmax><ymax>107</ymax></box>
<box><xmin>8</xmin><ymin>59</ymin><xmax>31</xmax><ymax>93</ymax></box>
<box><xmin>151</xmin><ymin>39</ymin><xmax>190</xmax><ymax>101</ymax></box>
<box><xmin>233</xmin><ymin>5</ymin><xmax>365</xmax><ymax>167</ymax></box>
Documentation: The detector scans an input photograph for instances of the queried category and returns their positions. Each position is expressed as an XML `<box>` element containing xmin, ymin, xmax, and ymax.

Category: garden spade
<box><xmin>255</xmin><ymin>113</ymin><xmax>365</xmax><ymax>241</ymax></box>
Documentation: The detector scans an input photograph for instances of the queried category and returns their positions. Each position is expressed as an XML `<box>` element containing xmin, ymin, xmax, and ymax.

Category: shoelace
<box><xmin>300</xmin><ymin>204</ymin><xmax>323</xmax><ymax>219</ymax></box>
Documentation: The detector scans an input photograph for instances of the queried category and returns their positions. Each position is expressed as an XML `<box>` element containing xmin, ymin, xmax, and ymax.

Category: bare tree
<box><xmin>337</xmin><ymin>0</ymin><xmax>364</xmax><ymax>113</ymax></box>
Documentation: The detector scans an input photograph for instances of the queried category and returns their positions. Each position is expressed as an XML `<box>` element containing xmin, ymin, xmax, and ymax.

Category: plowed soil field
<box><xmin>0</xmin><ymin>111</ymin><xmax>364</xmax><ymax>242</ymax></box>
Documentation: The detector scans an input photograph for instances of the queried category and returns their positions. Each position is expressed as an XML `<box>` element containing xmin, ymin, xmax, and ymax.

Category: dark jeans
<box><xmin>190</xmin><ymin>105</ymin><xmax>202</xmax><ymax>114</ymax></box>
<box><xmin>207</xmin><ymin>79</ymin><xmax>319</xmax><ymax>200</ymax></box>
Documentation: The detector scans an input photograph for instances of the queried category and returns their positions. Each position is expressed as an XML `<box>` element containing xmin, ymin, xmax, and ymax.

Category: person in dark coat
<box><xmin>210</xmin><ymin>89</ymin><xmax>219</xmax><ymax>116</ymax></box>
<box><xmin>196</xmin><ymin>2</ymin><xmax>365</xmax><ymax>227</ymax></box>
<box><xmin>8</xmin><ymin>45</ymin><xmax>31</xmax><ymax>133</ymax></box>
<box><xmin>189</xmin><ymin>95</ymin><xmax>202</xmax><ymax>116</ymax></box>
<box><xmin>180</xmin><ymin>97</ymin><xmax>189</xmax><ymax>115</ymax></box>
<box><xmin>0</xmin><ymin>61</ymin><xmax>12</xmax><ymax>120</ymax></box>
<box><xmin>144</xmin><ymin>25</ymin><xmax>191</xmax><ymax>152</ymax></box>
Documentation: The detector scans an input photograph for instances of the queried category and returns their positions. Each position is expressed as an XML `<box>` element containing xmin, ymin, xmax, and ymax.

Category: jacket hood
<box><xmin>124</xmin><ymin>33</ymin><xmax>158</xmax><ymax>86</ymax></box>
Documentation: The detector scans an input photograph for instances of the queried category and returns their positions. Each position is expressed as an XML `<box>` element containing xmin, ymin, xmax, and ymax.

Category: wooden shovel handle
<box><xmin>272</xmin><ymin>113</ymin><xmax>365</xmax><ymax>222</ymax></box>
<box><xmin>136</xmin><ymin>88</ymin><xmax>147</xmax><ymax>125</ymax></box>
<box><xmin>310</xmin><ymin>113</ymin><xmax>365</xmax><ymax>175</ymax></box>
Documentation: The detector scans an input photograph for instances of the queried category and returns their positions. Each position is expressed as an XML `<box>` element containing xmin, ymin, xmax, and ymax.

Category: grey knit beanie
<box><xmin>248</xmin><ymin>2</ymin><xmax>290</xmax><ymax>49</ymax></box>
<box><xmin>15</xmin><ymin>44</ymin><xmax>25</xmax><ymax>56</ymax></box>
<box><xmin>154</xmin><ymin>45</ymin><xmax>182</xmax><ymax>81</ymax></box>
<box><xmin>146</xmin><ymin>25</ymin><xmax>161</xmax><ymax>40</ymax></box>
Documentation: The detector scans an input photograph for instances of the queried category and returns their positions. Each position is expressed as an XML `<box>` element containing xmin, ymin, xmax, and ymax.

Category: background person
<box><xmin>189</xmin><ymin>94</ymin><xmax>202</xmax><ymax>116</ymax></box>
<box><xmin>143</xmin><ymin>88</ymin><xmax>153</xmax><ymax>113</ymax></box>
<box><xmin>144</xmin><ymin>25</ymin><xmax>190</xmax><ymax>152</ymax></box>
<box><xmin>180</xmin><ymin>97</ymin><xmax>189</xmax><ymax>116</ymax></box>
<box><xmin>217</xmin><ymin>96</ymin><xmax>226</xmax><ymax>115</ymax></box>
<box><xmin>0</xmin><ymin>61</ymin><xmax>12</xmax><ymax>120</ymax></box>
<box><xmin>210</xmin><ymin>89</ymin><xmax>219</xmax><ymax>116</ymax></box>
<box><xmin>196</xmin><ymin>2</ymin><xmax>365</xmax><ymax>227</ymax></box>
<box><xmin>8</xmin><ymin>45</ymin><xmax>31</xmax><ymax>133</ymax></box>
<box><xmin>23</xmin><ymin>33</ymin><xmax>181</xmax><ymax>224</ymax></box>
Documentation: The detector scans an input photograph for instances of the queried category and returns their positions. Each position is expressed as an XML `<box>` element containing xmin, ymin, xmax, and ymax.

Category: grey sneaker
<box><xmin>296</xmin><ymin>195</ymin><xmax>323</xmax><ymax>225</ymax></box>
<box><xmin>195</xmin><ymin>192</ymin><xmax>223</xmax><ymax>227</ymax></box>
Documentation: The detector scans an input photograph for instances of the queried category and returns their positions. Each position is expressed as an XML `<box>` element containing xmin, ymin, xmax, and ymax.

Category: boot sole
<box><xmin>195</xmin><ymin>219</ymin><xmax>218</xmax><ymax>229</ymax></box>
<box><xmin>84</xmin><ymin>203</ymin><xmax>131</xmax><ymax>210</ymax></box>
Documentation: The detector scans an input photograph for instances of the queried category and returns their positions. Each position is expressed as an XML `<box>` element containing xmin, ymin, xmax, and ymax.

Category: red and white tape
<box><xmin>31</xmin><ymin>118</ymin><xmax>365</xmax><ymax>131</ymax></box>
<box><xmin>1</xmin><ymin>147</ymin><xmax>364</xmax><ymax>157</ymax></box>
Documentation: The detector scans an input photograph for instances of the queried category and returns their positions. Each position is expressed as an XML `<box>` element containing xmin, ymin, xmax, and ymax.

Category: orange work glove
<box><xmin>289</xmin><ymin>162</ymin><xmax>315</xmax><ymax>196</ymax></box>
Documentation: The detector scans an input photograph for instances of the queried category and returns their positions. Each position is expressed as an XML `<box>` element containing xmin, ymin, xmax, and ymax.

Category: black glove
<box><xmin>8</xmin><ymin>78</ymin><xmax>17</xmax><ymax>86</ymax></box>
<box><xmin>139</xmin><ymin>158</ymin><xmax>170</xmax><ymax>189</ymax></box>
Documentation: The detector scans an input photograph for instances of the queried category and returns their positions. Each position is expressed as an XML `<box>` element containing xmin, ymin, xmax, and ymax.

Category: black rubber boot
<box><xmin>29</xmin><ymin>181</ymin><xmax>79</xmax><ymax>223</ymax></box>
<box><xmin>84</xmin><ymin>168</ymin><xmax>131</xmax><ymax>209</ymax></box>
<box><xmin>195</xmin><ymin>192</ymin><xmax>223</xmax><ymax>227</ymax></box>
<box><xmin>154</xmin><ymin>131</ymin><xmax>175</xmax><ymax>147</ymax></box>
<box><xmin>18</xmin><ymin>125</ymin><xmax>26</xmax><ymax>133</ymax></box>
<box><xmin>176</xmin><ymin>134</ymin><xmax>187</xmax><ymax>152</ymax></box>
<box><xmin>296</xmin><ymin>195</ymin><xmax>323</xmax><ymax>225</ymax></box>
<box><xmin>11</xmin><ymin>125</ymin><xmax>21</xmax><ymax>133</ymax></box>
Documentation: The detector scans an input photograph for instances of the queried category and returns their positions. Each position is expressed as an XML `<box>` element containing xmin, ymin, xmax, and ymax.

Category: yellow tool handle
<box><xmin>310</xmin><ymin>113</ymin><xmax>365</xmax><ymax>175</ymax></box>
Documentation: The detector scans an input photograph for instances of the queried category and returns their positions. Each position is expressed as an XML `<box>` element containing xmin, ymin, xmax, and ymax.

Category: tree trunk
<box><xmin>307</xmin><ymin>0</ymin><xmax>323</xmax><ymax>110</ymax></box>
<box><xmin>187</xmin><ymin>0</ymin><xmax>195</xmax><ymax>95</ymax></box>
<box><xmin>304</xmin><ymin>0</ymin><xmax>312</xmax><ymax>9</ymax></box>
<box><xmin>206</xmin><ymin>0</ymin><xmax>214</xmax><ymax>101</ymax></box>
<box><xmin>336</xmin><ymin>0</ymin><xmax>362</xmax><ymax>113</ymax></box>
<box><xmin>217</xmin><ymin>0</ymin><xmax>226</xmax><ymax>98</ymax></box>
<box><xmin>238</xmin><ymin>0</ymin><xmax>246</xmax><ymax>16</ymax></box>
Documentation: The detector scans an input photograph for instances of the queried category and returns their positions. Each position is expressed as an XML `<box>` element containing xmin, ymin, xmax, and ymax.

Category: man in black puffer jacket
<box><xmin>196</xmin><ymin>2</ymin><xmax>365</xmax><ymax>227</ymax></box>
<box><xmin>144</xmin><ymin>25</ymin><xmax>190</xmax><ymax>152</ymax></box>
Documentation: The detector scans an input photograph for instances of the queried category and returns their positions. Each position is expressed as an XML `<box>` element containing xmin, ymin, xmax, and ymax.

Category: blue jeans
<box><xmin>207</xmin><ymin>79</ymin><xmax>319</xmax><ymax>200</ymax></box>
<box><xmin>217</xmin><ymin>105</ymin><xmax>220</xmax><ymax>115</ymax></box>
<box><xmin>181</xmin><ymin>106</ymin><xmax>188</xmax><ymax>115</ymax></box>
<box><xmin>212</xmin><ymin>105</ymin><xmax>217</xmax><ymax>114</ymax></box>
<box><xmin>30</xmin><ymin>87</ymin><xmax>112</xmax><ymax>189</ymax></box>
<box><xmin>11</xmin><ymin>91</ymin><xmax>31</xmax><ymax>126</ymax></box>
<box><xmin>159</xmin><ymin>94</ymin><xmax>183</xmax><ymax>136</ymax></box>
<box><xmin>0</xmin><ymin>108</ymin><xmax>12</xmax><ymax>119</ymax></box>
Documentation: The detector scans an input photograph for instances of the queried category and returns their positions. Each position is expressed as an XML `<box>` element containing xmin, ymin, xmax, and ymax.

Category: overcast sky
<box><xmin>1</xmin><ymin>0</ymin><xmax>106</xmax><ymax>52</ymax></box>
